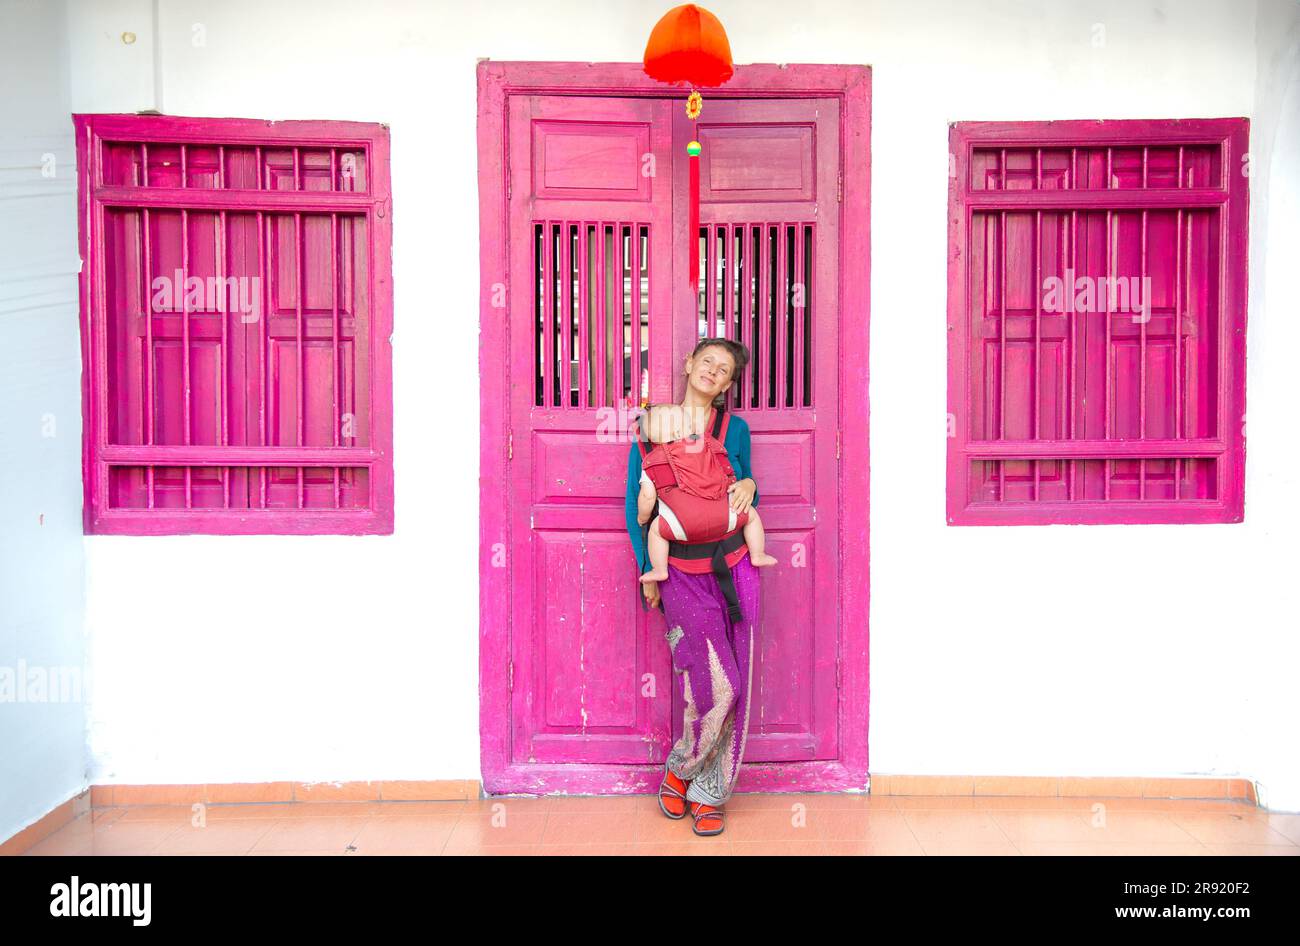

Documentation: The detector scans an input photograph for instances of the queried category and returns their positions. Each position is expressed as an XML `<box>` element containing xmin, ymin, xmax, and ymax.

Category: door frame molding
<box><xmin>476</xmin><ymin>61</ymin><xmax>871</xmax><ymax>794</ymax></box>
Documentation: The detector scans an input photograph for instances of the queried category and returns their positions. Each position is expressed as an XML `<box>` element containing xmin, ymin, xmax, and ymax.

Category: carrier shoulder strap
<box><xmin>710</xmin><ymin>403</ymin><xmax>729</xmax><ymax>441</ymax></box>
<box><xmin>635</xmin><ymin>408</ymin><xmax>652</xmax><ymax>460</ymax></box>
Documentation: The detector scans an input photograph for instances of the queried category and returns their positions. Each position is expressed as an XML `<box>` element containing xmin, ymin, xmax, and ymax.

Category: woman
<box><xmin>623</xmin><ymin>337</ymin><xmax>761</xmax><ymax>837</ymax></box>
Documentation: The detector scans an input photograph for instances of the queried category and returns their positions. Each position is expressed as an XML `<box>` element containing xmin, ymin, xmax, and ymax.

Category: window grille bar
<box><xmin>258</xmin><ymin>211</ymin><xmax>268</xmax><ymax>508</ymax></box>
<box><xmin>219</xmin><ymin>208</ymin><xmax>230</xmax><ymax>508</ymax></box>
<box><xmin>998</xmin><ymin>210</ymin><xmax>1007</xmax><ymax>500</ymax></box>
<box><xmin>1139</xmin><ymin>207</ymin><xmax>1149</xmax><ymax>499</ymax></box>
<box><xmin>295</xmin><ymin>211</ymin><xmax>305</xmax><ymax>509</ymax></box>
<box><xmin>1175</xmin><ymin>206</ymin><xmax>1184</xmax><ymax>499</ymax></box>
<box><xmin>1067</xmin><ymin>210</ymin><xmax>1076</xmax><ymax>499</ymax></box>
<box><xmin>332</xmin><ymin>213</ymin><xmax>341</xmax><ymax>508</ymax></box>
<box><xmin>142</xmin><ymin>205</ymin><xmax>156</xmax><ymax>508</ymax></box>
<box><xmin>181</xmin><ymin>207</ymin><xmax>192</xmax><ymax>508</ymax></box>
<box><xmin>1104</xmin><ymin>208</ymin><xmax>1113</xmax><ymax>500</ymax></box>
<box><xmin>1033</xmin><ymin>210</ymin><xmax>1041</xmax><ymax>500</ymax></box>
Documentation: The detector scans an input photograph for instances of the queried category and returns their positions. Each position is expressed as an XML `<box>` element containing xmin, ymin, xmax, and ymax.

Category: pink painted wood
<box><xmin>947</xmin><ymin>119</ymin><xmax>1248</xmax><ymax>526</ymax></box>
<box><xmin>74</xmin><ymin>114</ymin><xmax>393</xmax><ymax>534</ymax></box>
<box><xmin>477</xmin><ymin>62</ymin><xmax>871</xmax><ymax>796</ymax></box>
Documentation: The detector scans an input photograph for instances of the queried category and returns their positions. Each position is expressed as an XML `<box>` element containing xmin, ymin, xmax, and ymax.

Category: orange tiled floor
<box><xmin>20</xmin><ymin>794</ymin><xmax>1300</xmax><ymax>856</ymax></box>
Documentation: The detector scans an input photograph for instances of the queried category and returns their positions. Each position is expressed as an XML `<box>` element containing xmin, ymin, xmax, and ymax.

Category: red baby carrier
<box><xmin>636</xmin><ymin>403</ymin><xmax>749</xmax><ymax>625</ymax></box>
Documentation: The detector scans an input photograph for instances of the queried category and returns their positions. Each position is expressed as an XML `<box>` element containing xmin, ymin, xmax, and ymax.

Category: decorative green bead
<box><xmin>686</xmin><ymin>140</ymin><xmax>701</xmax><ymax>157</ymax></box>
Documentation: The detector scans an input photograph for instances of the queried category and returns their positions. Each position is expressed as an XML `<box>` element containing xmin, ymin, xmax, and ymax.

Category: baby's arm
<box><xmin>637</xmin><ymin>471</ymin><xmax>657</xmax><ymax>525</ymax></box>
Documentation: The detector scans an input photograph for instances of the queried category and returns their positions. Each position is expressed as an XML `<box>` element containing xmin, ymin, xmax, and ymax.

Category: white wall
<box><xmin>0</xmin><ymin>0</ymin><xmax>89</xmax><ymax>842</ymax></box>
<box><xmin>24</xmin><ymin>0</ymin><xmax>1300</xmax><ymax>811</ymax></box>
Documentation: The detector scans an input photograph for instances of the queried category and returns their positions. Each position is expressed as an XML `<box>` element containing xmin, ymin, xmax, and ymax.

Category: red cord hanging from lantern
<box><xmin>642</xmin><ymin>4</ymin><xmax>734</xmax><ymax>297</ymax></box>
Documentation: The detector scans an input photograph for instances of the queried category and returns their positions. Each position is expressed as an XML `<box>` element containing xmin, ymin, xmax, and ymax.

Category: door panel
<box><xmin>507</xmin><ymin>93</ymin><xmax>842</xmax><ymax>777</ymax></box>
<box><xmin>675</xmin><ymin>99</ymin><xmax>840</xmax><ymax>762</ymax></box>
<box><xmin>509</xmin><ymin>95</ymin><xmax>676</xmax><ymax>765</ymax></box>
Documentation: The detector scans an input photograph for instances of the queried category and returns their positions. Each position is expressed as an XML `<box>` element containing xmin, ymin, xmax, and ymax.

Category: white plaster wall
<box><xmin>39</xmin><ymin>0</ymin><xmax>1300</xmax><ymax>808</ymax></box>
<box><xmin>0</xmin><ymin>0</ymin><xmax>89</xmax><ymax>842</ymax></box>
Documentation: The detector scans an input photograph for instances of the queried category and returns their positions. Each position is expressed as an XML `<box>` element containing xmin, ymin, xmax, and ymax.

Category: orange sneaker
<box><xmin>658</xmin><ymin>764</ymin><xmax>688</xmax><ymax>819</ymax></box>
<box><xmin>689</xmin><ymin>801</ymin><xmax>725</xmax><ymax>836</ymax></box>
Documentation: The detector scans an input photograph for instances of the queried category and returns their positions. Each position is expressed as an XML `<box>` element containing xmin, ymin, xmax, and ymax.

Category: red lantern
<box><xmin>643</xmin><ymin>4</ymin><xmax>735</xmax><ymax>87</ymax></box>
<box><xmin>642</xmin><ymin>4</ymin><xmax>734</xmax><ymax>295</ymax></box>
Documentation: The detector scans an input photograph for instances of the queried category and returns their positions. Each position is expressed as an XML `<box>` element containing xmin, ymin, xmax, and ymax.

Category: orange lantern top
<box><xmin>642</xmin><ymin>4</ymin><xmax>734</xmax><ymax>88</ymax></box>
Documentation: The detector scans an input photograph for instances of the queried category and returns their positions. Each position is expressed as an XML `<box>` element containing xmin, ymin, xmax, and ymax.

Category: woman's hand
<box><xmin>642</xmin><ymin>579</ymin><xmax>661</xmax><ymax>609</ymax></box>
<box><xmin>728</xmin><ymin>477</ymin><xmax>756</xmax><ymax>514</ymax></box>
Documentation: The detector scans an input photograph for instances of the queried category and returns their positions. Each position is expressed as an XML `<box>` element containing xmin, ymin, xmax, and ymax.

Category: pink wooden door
<box><xmin>503</xmin><ymin>92</ymin><xmax>842</xmax><ymax>791</ymax></box>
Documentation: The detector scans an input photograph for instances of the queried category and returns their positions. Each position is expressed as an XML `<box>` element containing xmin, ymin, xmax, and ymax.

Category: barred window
<box><xmin>946</xmin><ymin>119</ymin><xmax>1248</xmax><ymax>525</ymax></box>
<box><xmin>74</xmin><ymin>115</ymin><xmax>393</xmax><ymax>534</ymax></box>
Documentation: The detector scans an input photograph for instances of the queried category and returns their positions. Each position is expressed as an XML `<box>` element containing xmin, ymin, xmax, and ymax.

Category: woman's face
<box><xmin>684</xmin><ymin>345</ymin><xmax>737</xmax><ymax>402</ymax></box>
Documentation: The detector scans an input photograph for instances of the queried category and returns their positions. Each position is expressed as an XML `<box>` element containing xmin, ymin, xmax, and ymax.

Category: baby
<box><xmin>637</xmin><ymin>412</ymin><xmax>778</xmax><ymax>583</ymax></box>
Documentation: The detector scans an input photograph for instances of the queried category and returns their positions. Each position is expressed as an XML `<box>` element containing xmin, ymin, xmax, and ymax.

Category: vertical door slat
<box><xmin>630</xmin><ymin>224</ymin><xmax>642</xmax><ymax>403</ymax></box>
<box><xmin>542</xmin><ymin>221</ymin><xmax>555</xmax><ymax>407</ymax></box>
<box><xmin>706</xmin><ymin>224</ymin><xmax>717</xmax><ymax>339</ymax></box>
<box><xmin>793</xmin><ymin>223</ymin><xmax>806</xmax><ymax>408</ymax></box>
<box><xmin>757</xmin><ymin>224</ymin><xmax>770</xmax><ymax>409</ymax></box>
<box><xmin>776</xmin><ymin>222</ymin><xmax>788</xmax><ymax>408</ymax></box>
<box><xmin>741</xmin><ymin>226</ymin><xmax>754</xmax><ymax>407</ymax></box>
<box><xmin>578</xmin><ymin>223</ymin><xmax>590</xmax><ymax>408</ymax></box>
<box><xmin>560</xmin><ymin>221</ymin><xmax>572</xmax><ymax>408</ymax></box>
<box><xmin>613</xmin><ymin>224</ymin><xmax>624</xmax><ymax>404</ymax></box>
<box><xmin>595</xmin><ymin>224</ymin><xmax>606</xmax><ymax>407</ymax></box>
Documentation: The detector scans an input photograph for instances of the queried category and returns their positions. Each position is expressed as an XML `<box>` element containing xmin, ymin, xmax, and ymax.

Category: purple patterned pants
<box><xmin>660</xmin><ymin>551</ymin><xmax>760</xmax><ymax>806</ymax></box>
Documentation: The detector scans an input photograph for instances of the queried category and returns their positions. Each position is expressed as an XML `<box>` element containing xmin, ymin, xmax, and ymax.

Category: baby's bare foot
<box><xmin>750</xmin><ymin>552</ymin><xmax>778</xmax><ymax>567</ymax></box>
<box><xmin>640</xmin><ymin>568</ymin><xmax>669</xmax><ymax>582</ymax></box>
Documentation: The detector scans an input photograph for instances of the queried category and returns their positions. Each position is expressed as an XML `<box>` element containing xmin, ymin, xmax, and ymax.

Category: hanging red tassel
<box><xmin>688</xmin><ymin>132</ymin><xmax>701</xmax><ymax>294</ymax></box>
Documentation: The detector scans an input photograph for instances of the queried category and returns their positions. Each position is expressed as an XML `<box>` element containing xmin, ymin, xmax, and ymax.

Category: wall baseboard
<box><xmin>0</xmin><ymin>774</ymin><xmax>1260</xmax><ymax>854</ymax></box>
<box><xmin>0</xmin><ymin>790</ymin><xmax>90</xmax><ymax>857</ymax></box>
<box><xmin>869</xmin><ymin>774</ymin><xmax>1258</xmax><ymax>803</ymax></box>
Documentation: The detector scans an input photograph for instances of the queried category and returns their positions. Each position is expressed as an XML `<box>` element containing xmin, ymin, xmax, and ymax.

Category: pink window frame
<box><xmin>73</xmin><ymin>114</ymin><xmax>394</xmax><ymax>535</ymax></box>
<box><xmin>946</xmin><ymin>118</ymin><xmax>1248</xmax><ymax>526</ymax></box>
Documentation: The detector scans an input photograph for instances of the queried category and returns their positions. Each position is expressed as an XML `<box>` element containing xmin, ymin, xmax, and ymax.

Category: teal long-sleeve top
<box><xmin>624</xmin><ymin>412</ymin><xmax>759</xmax><ymax>576</ymax></box>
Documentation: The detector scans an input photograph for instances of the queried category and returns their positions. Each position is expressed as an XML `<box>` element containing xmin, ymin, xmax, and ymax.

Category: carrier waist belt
<box><xmin>668</xmin><ymin>530</ymin><xmax>746</xmax><ymax>627</ymax></box>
